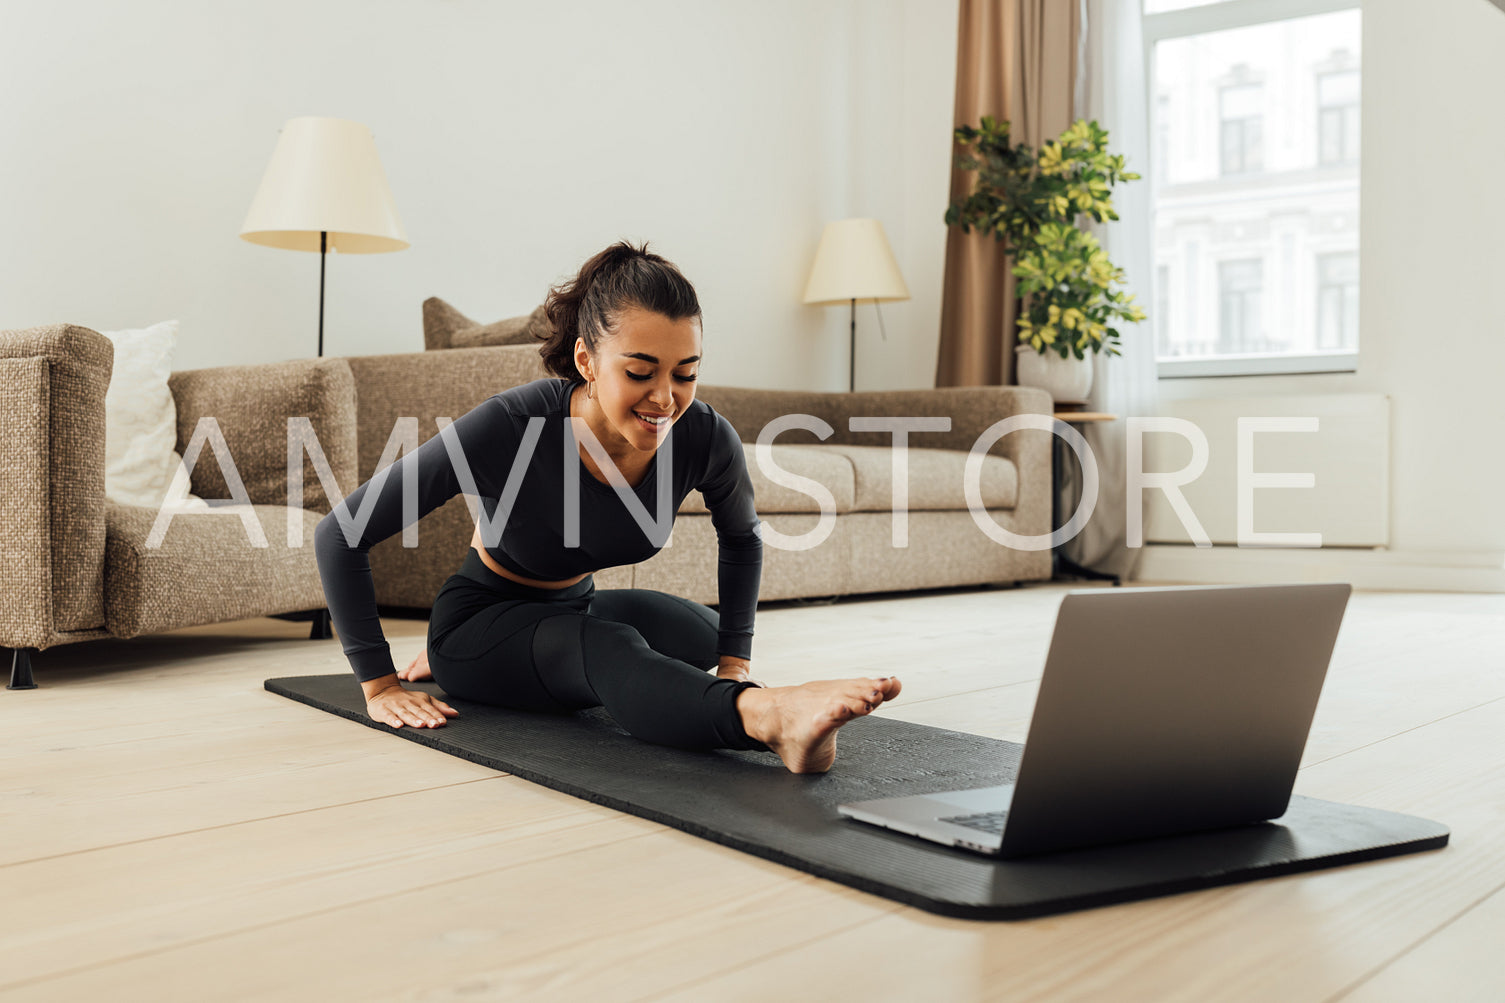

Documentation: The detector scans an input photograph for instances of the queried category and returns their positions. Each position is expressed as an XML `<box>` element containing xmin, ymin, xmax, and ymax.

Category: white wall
<box><xmin>857</xmin><ymin>0</ymin><xmax>963</xmax><ymax>392</ymax></box>
<box><xmin>0</xmin><ymin>0</ymin><xmax>960</xmax><ymax>392</ymax></box>
<box><xmin>8</xmin><ymin>0</ymin><xmax>1494</xmax><ymax>577</ymax></box>
<box><xmin>1145</xmin><ymin>0</ymin><xmax>1505</xmax><ymax>582</ymax></box>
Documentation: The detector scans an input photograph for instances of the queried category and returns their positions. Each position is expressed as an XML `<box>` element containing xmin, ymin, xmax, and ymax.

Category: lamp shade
<box><xmin>239</xmin><ymin>116</ymin><xmax>408</xmax><ymax>254</ymax></box>
<box><xmin>801</xmin><ymin>218</ymin><xmax>910</xmax><ymax>305</ymax></box>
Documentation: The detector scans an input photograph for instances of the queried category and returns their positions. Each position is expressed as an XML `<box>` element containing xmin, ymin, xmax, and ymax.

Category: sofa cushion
<box><xmin>678</xmin><ymin>442</ymin><xmax>855</xmax><ymax>516</ymax></box>
<box><xmin>344</xmin><ymin>346</ymin><xmax>551</xmax><ymax>482</ymax></box>
<box><xmin>845</xmin><ymin>509</ymin><xmax>1051</xmax><ymax>590</ymax></box>
<box><xmin>168</xmin><ymin>356</ymin><xmax>357</xmax><ymax>514</ymax></box>
<box><xmin>634</xmin><ymin>511</ymin><xmax>852</xmax><ymax>603</ymax></box>
<box><xmin>422</xmin><ymin>297</ymin><xmax>551</xmax><ymax>351</ymax></box>
<box><xmin>104</xmin><ymin>501</ymin><xmax>326</xmax><ymax>637</ymax></box>
<box><xmin>817</xmin><ymin>443</ymin><xmax>1017</xmax><ymax>512</ymax></box>
<box><xmin>100</xmin><ymin>319</ymin><xmax>204</xmax><ymax>510</ymax></box>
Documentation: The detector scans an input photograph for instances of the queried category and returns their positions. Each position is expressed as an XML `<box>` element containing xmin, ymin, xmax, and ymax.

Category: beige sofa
<box><xmin>351</xmin><ymin>344</ymin><xmax>1054</xmax><ymax>612</ymax></box>
<box><xmin>2</xmin><ymin>326</ymin><xmax>1052</xmax><ymax>688</ymax></box>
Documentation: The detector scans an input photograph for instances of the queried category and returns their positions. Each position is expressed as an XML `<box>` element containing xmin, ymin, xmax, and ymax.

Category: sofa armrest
<box><xmin>168</xmin><ymin>357</ymin><xmax>358</xmax><ymax>515</ymax></box>
<box><xmin>0</xmin><ymin>324</ymin><xmax>114</xmax><ymax>645</ymax></box>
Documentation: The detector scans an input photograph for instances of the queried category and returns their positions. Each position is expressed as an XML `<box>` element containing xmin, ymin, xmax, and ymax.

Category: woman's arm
<box><xmin>698</xmin><ymin>409</ymin><xmax>763</xmax><ymax>666</ymax></box>
<box><xmin>362</xmin><ymin>674</ymin><xmax>402</xmax><ymax>699</ymax></box>
<box><xmin>716</xmin><ymin>655</ymin><xmax>755</xmax><ymax>683</ymax></box>
<box><xmin>315</xmin><ymin>395</ymin><xmax>514</xmax><ymax>683</ymax></box>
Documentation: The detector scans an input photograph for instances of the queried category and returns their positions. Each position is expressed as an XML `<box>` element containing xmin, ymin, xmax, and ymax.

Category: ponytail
<box><xmin>536</xmin><ymin>239</ymin><xmax>702</xmax><ymax>380</ymax></box>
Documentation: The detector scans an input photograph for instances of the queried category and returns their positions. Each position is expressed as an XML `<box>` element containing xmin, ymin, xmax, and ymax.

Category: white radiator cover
<box><xmin>1141</xmin><ymin>393</ymin><xmax>1390</xmax><ymax>548</ymax></box>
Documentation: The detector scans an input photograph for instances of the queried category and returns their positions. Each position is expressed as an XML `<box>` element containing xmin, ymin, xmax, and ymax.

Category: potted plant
<box><xmin>944</xmin><ymin>116</ymin><xmax>1146</xmax><ymax>400</ymax></box>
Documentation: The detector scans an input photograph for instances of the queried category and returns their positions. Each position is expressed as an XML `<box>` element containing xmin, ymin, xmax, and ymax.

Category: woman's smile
<box><xmin>632</xmin><ymin>408</ymin><xmax>673</xmax><ymax>432</ymax></box>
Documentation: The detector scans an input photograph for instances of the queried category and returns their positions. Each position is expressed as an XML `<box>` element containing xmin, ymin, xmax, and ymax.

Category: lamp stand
<box><xmin>848</xmin><ymin>297</ymin><xmax>856</xmax><ymax>393</ymax></box>
<box><xmin>318</xmin><ymin>230</ymin><xmax>327</xmax><ymax>358</ymax></box>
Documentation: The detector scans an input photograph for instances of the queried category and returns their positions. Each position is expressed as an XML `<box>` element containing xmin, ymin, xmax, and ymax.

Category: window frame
<box><xmin>1143</xmin><ymin>0</ymin><xmax>1362</xmax><ymax>380</ymax></box>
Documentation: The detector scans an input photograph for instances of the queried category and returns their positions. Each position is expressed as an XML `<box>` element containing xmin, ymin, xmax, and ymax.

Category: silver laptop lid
<box><xmin>999</xmin><ymin>582</ymin><xmax>1351</xmax><ymax>858</ymax></box>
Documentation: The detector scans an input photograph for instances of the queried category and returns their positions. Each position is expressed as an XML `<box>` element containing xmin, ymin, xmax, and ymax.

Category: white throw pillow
<box><xmin>101</xmin><ymin>320</ymin><xmax>204</xmax><ymax>510</ymax></box>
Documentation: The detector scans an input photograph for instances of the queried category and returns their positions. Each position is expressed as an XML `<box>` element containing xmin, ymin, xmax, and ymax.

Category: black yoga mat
<box><xmin>266</xmin><ymin>674</ymin><xmax>1449</xmax><ymax>920</ymax></box>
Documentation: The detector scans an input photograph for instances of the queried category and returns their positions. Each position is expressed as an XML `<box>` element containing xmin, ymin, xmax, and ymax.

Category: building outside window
<box><xmin>1155</xmin><ymin>263</ymin><xmax>1172</xmax><ymax>356</ymax></box>
<box><xmin>1156</xmin><ymin>93</ymin><xmax>1171</xmax><ymax>176</ymax></box>
<box><xmin>1315</xmin><ymin>251</ymin><xmax>1358</xmax><ymax>349</ymax></box>
<box><xmin>1145</xmin><ymin>0</ymin><xmax>1361</xmax><ymax>377</ymax></box>
<box><xmin>1318</xmin><ymin>67</ymin><xmax>1360</xmax><ymax>165</ymax></box>
<box><xmin>1218</xmin><ymin>258</ymin><xmax>1264</xmax><ymax>353</ymax></box>
<box><xmin>1219</xmin><ymin>79</ymin><xmax>1263</xmax><ymax>176</ymax></box>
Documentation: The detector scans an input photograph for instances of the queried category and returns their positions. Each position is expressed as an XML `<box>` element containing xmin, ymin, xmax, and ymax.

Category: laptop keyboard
<box><xmin>939</xmin><ymin>810</ymin><xmax>1009</xmax><ymax>835</ymax></box>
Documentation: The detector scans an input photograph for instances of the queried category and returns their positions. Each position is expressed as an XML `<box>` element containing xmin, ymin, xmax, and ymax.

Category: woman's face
<box><xmin>574</xmin><ymin>306</ymin><xmax>702</xmax><ymax>454</ymax></box>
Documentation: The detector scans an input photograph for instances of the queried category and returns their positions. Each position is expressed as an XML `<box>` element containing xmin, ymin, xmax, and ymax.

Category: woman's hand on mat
<box><xmin>365</xmin><ymin>681</ymin><xmax>459</xmax><ymax>729</ymax></box>
<box><xmin>716</xmin><ymin>657</ymin><xmax>763</xmax><ymax>688</ymax></box>
<box><xmin>398</xmin><ymin>648</ymin><xmax>433</xmax><ymax>682</ymax></box>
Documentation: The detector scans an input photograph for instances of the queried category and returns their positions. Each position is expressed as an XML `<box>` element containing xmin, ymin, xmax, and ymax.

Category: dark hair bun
<box><xmin>537</xmin><ymin>240</ymin><xmax>702</xmax><ymax>381</ymax></box>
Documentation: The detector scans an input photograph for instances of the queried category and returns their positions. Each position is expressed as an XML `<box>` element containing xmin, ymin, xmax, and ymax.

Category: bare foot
<box><xmin>738</xmin><ymin>677</ymin><xmax>902</xmax><ymax>774</ymax></box>
<box><xmin>397</xmin><ymin>648</ymin><xmax>433</xmax><ymax>682</ymax></box>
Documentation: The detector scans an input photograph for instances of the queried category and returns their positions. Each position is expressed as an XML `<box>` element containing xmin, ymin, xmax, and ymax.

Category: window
<box><xmin>1318</xmin><ymin>67</ymin><xmax>1360</xmax><ymax>165</ymax></box>
<box><xmin>1145</xmin><ymin>0</ymin><xmax>1361</xmax><ymax>378</ymax></box>
<box><xmin>1315</xmin><ymin>251</ymin><xmax>1358</xmax><ymax>349</ymax></box>
<box><xmin>1219</xmin><ymin>79</ymin><xmax>1263</xmax><ymax>176</ymax></box>
<box><xmin>1155</xmin><ymin>93</ymin><xmax>1171</xmax><ymax>176</ymax></box>
<box><xmin>1155</xmin><ymin>263</ymin><xmax>1172</xmax><ymax>356</ymax></box>
<box><xmin>1218</xmin><ymin>258</ymin><xmax>1264</xmax><ymax>352</ymax></box>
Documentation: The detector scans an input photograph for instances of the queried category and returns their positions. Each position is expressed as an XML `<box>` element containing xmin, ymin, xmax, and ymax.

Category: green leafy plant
<box><xmin>944</xmin><ymin>116</ymin><xmax>1146</xmax><ymax>359</ymax></box>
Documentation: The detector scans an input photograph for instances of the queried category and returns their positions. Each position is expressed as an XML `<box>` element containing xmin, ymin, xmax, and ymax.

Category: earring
<box><xmin>586</xmin><ymin>380</ymin><xmax>596</xmax><ymax>401</ymax></box>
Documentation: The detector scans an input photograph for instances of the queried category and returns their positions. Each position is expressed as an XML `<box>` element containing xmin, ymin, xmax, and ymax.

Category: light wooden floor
<box><xmin>2</xmin><ymin>583</ymin><xmax>1502</xmax><ymax>1002</ymax></box>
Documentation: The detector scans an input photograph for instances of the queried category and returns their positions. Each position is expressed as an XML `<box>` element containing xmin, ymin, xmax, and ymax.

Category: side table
<box><xmin>1051</xmin><ymin>403</ymin><xmax>1121</xmax><ymax>586</ymax></box>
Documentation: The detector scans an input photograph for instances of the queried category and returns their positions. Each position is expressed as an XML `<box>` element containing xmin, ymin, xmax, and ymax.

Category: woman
<box><xmin>314</xmin><ymin>241</ymin><xmax>901</xmax><ymax>774</ymax></box>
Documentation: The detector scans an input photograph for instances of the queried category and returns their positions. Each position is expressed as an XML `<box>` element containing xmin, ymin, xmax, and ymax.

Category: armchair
<box><xmin>2</xmin><ymin>323</ymin><xmax>358</xmax><ymax>689</ymax></box>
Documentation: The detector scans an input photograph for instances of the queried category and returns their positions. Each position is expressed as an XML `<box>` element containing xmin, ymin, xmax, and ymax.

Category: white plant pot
<box><xmin>1015</xmin><ymin>344</ymin><xmax>1094</xmax><ymax>402</ymax></box>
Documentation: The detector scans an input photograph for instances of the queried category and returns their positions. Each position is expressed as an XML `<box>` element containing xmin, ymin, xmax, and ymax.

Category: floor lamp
<box><xmin>802</xmin><ymin>218</ymin><xmax>910</xmax><ymax>392</ymax></box>
<box><xmin>239</xmin><ymin>116</ymin><xmax>409</xmax><ymax>357</ymax></box>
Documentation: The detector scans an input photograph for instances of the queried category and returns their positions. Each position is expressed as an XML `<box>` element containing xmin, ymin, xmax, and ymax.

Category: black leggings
<box><xmin>426</xmin><ymin>550</ymin><xmax>768</xmax><ymax>752</ymax></box>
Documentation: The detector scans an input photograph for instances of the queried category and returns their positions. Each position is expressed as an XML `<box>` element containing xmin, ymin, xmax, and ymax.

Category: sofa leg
<box><xmin>270</xmin><ymin>609</ymin><xmax>334</xmax><ymax>639</ymax></box>
<box><xmin>7</xmin><ymin>648</ymin><xmax>36</xmax><ymax>690</ymax></box>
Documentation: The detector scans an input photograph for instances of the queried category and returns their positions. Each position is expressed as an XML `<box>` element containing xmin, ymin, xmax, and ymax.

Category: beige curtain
<box><xmin>936</xmin><ymin>0</ymin><xmax>1081</xmax><ymax>387</ymax></box>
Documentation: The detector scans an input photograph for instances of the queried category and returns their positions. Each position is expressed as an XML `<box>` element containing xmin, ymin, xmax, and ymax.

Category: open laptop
<box><xmin>837</xmin><ymin>583</ymin><xmax>1352</xmax><ymax>858</ymax></box>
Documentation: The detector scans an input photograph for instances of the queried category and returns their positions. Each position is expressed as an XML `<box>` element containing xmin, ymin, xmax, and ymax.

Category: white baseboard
<box><xmin>1133</xmin><ymin>544</ymin><xmax>1505</xmax><ymax>593</ymax></box>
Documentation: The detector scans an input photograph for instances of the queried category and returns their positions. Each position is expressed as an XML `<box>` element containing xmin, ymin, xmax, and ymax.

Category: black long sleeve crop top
<box><xmin>314</xmin><ymin>377</ymin><xmax>763</xmax><ymax>683</ymax></box>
